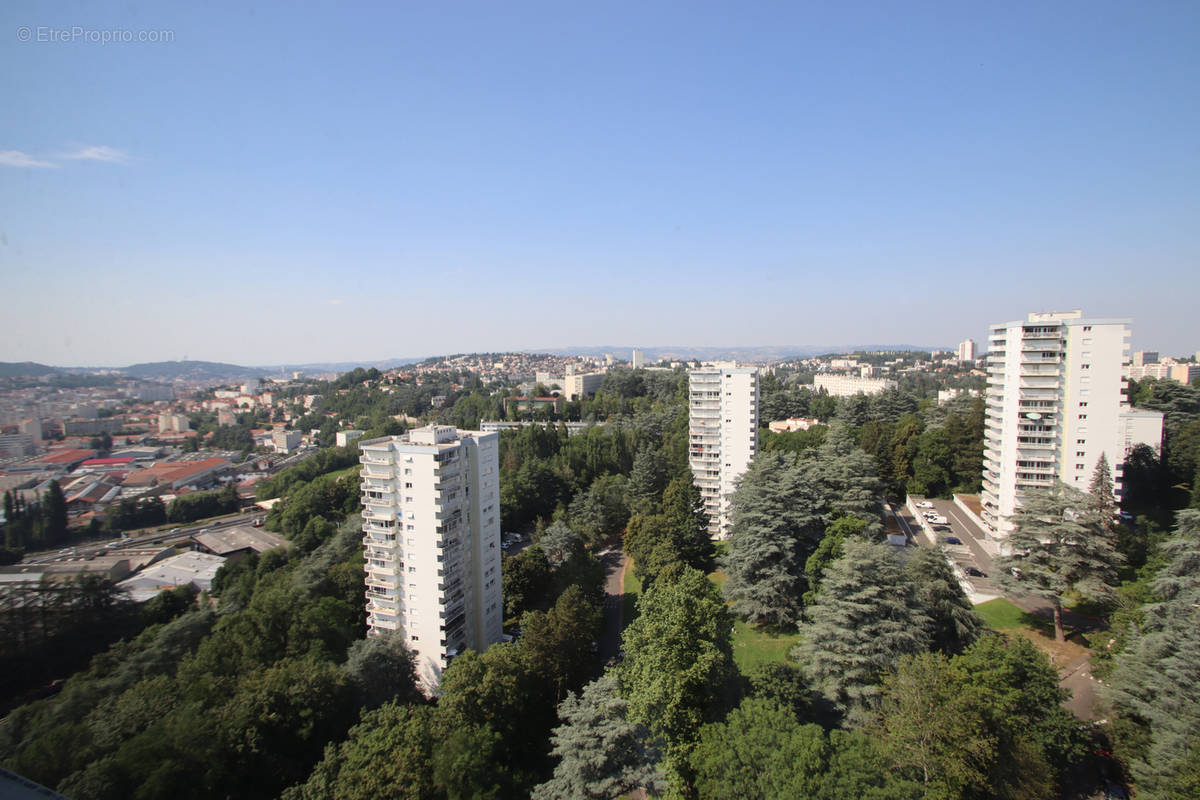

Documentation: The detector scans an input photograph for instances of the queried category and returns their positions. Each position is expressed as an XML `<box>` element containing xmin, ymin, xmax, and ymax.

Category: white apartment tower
<box><xmin>689</xmin><ymin>364</ymin><xmax>759</xmax><ymax>538</ymax></box>
<box><xmin>958</xmin><ymin>338</ymin><xmax>977</xmax><ymax>364</ymax></box>
<box><xmin>981</xmin><ymin>311</ymin><xmax>1163</xmax><ymax>540</ymax></box>
<box><xmin>632</xmin><ymin>348</ymin><xmax>645</xmax><ymax>369</ymax></box>
<box><xmin>359</xmin><ymin>425</ymin><xmax>503</xmax><ymax>691</ymax></box>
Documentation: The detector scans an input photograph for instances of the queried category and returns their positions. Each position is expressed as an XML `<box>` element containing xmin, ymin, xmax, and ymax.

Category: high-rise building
<box><xmin>689</xmin><ymin>364</ymin><xmax>759</xmax><ymax>538</ymax></box>
<box><xmin>958</xmin><ymin>338</ymin><xmax>977</xmax><ymax>364</ymax></box>
<box><xmin>980</xmin><ymin>311</ymin><xmax>1163</xmax><ymax>541</ymax></box>
<box><xmin>359</xmin><ymin>425</ymin><xmax>502</xmax><ymax>691</ymax></box>
<box><xmin>632</xmin><ymin>348</ymin><xmax>645</xmax><ymax>369</ymax></box>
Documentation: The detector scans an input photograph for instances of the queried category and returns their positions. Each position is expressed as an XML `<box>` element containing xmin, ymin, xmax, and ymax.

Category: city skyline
<box><xmin>3</xmin><ymin>2</ymin><xmax>1199</xmax><ymax>365</ymax></box>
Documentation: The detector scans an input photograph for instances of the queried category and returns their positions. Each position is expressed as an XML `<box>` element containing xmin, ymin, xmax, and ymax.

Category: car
<box><xmin>251</xmin><ymin>517</ymin><xmax>264</xmax><ymax>528</ymax></box>
<box><xmin>916</xmin><ymin>501</ymin><xmax>934</xmax><ymax>509</ymax></box>
<box><xmin>943</xmin><ymin>536</ymin><xmax>963</xmax><ymax>545</ymax></box>
<box><xmin>964</xmin><ymin>567</ymin><xmax>987</xmax><ymax>578</ymax></box>
<box><xmin>933</xmin><ymin>525</ymin><xmax>950</xmax><ymax>532</ymax></box>
<box><xmin>927</xmin><ymin>515</ymin><xmax>949</xmax><ymax>525</ymax></box>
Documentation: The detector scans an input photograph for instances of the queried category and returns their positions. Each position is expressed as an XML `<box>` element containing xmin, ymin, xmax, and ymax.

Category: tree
<box><xmin>1107</xmin><ymin>510</ymin><xmax>1200</xmax><ymax>797</ymax></box>
<box><xmin>501</xmin><ymin>545</ymin><xmax>551</xmax><ymax>618</ymax></box>
<box><xmin>871</xmin><ymin>650</ymin><xmax>1057</xmax><ymax>800</ymax></box>
<box><xmin>532</xmin><ymin>674</ymin><xmax>664</xmax><ymax>800</ymax></box>
<box><xmin>627</xmin><ymin>445</ymin><xmax>667</xmax><ymax>515</ymax></box>
<box><xmin>996</xmin><ymin>481</ymin><xmax>1123</xmax><ymax>642</ymax></box>
<box><xmin>723</xmin><ymin>453</ymin><xmax>824</xmax><ymax>626</ymax></box>
<box><xmin>518</xmin><ymin>585</ymin><xmax>603</xmax><ymax>703</ymax></box>
<box><xmin>1089</xmin><ymin>453</ymin><xmax>1117</xmax><ymax>533</ymax></box>
<box><xmin>342</xmin><ymin>631</ymin><xmax>421</xmax><ymax>710</ymax></box>
<box><xmin>282</xmin><ymin>703</ymin><xmax>437</xmax><ymax>800</ymax></box>
<box><xmin>690</xmin><ymin>698</ymin><xmax>831</xmax><ymax>799</ymax></box>
<box><xmin>905</xmin><ymin>546</ymin><xmax>981</xmax><ymax>656</ymax></box>
<box><xmin>618</xmin><ymin>566</ymin><xmax>736</xmax><ymax>793</ymax></box>
<box><xmin>871</xmin><ymin>652</ymin><xmax>998</xmax><ymax>797</ymax></box>
<box><xmin>538</xmin><ymin>520</ymin><xmax>581</xmax><ymax>568</ymax></box>
<box><xmin>793</xmin><ymin>539</ymin><xmax>931</xmax><ymax>720</ymax></box>
<box><xmin>661</xmin><ymin>475</ymin><xmax>715</xmax><ymax>575</ymax></box>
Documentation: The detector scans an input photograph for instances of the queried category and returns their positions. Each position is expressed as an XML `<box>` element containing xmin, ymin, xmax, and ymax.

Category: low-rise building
<box><xmin>336</xmin><ymin>430</ymin><xmax>365</xmax><ymax>447</ymax></box>
<box><xmin>273</xmin><ymin>429</ymin><xmax>303</xmax><ymax>453</ymax></box>
<box><xmin>768</xmin><ymin>417</ymin><xmax>821</xmax><ymax>433</ymax></box>
<box><xmin>116</xmin><ymin>551</ymin><xmax>226</xmax><ymax>602</ymax></box>
<box><xmin>813</xmin><ymin>374</ymin><xmax>898</xmax><ymax>397</ymax></box>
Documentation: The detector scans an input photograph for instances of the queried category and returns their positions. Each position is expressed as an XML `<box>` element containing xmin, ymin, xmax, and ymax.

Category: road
<box><xmin>596</xmin><ymin>547</ymin><xmax>627</xmax><ymax>665</ymax></box>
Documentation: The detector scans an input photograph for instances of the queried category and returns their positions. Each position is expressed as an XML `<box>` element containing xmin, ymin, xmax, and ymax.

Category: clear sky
<box><xmin>2</xmin><ymin>1</ymin><xmax>1198</xmax><ymax>366</ymax></box>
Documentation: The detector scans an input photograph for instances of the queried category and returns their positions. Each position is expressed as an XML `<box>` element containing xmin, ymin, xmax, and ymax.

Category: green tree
<box><xmin>723</xmin><ymin>453</ymin><xmax>823</xmax><ymax>626</ymax></box>
<box><xmin>793</xmin><ymin>539</ymin><xmax>931</xmax><ymax>720</ymax></box>
<box><xmin>342</xmin><ymin>631</ymin><xmax>421</xmax><ymax>710</ymax></box>
<box><xmin>996</xmin><ymin>481</ymin><xmax>1122</xmax><ymax>641</ymax></box>
<box><xmin>627</xmin><ymin>445</ymin><xmax>667</xmax><ymax>515</ymax></box>
<box><xmin>1089</xmin><ymin>453</ymin><xmax>1117</xmax><ymax>532</ymax></box>
<box><xmin>281</xmin><ymin>703</ymin><xmax>437</xmax><ymax>800</ymax></box>
<box><xmin>1107</xmin><ymin>510</ymin><xmax>1200</xmax><ymax>797</ymax></box>
<box><xmin>618</xmin><ymin>566</ymin><xmax>736</xmax><ymax>793</ymax></box>
<box><xmin>532</xmin><ymin>674</ymin><xmax>664</xmax><ymax>800</ymax></box>
<box><xmin>905</xmin><ymin>546</ymin><xmax>981</xmax><ymax>655</ymax></box>
<box><xmin>690</xmin><ymin>698</ymin><xmax>831</xmax><ymax>799</ymax></box>
<box><xmin>501</xmin><ymin>545</ymin><xmax>551</xmax><ymax>618</ymax></box>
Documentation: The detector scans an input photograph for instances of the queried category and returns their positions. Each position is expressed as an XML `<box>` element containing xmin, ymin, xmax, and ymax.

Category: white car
<box><xmin>916</xmin><ymin>501</ymin><xmax>934</xmax><ymax>509</ymax></box>
<box><xmin>928</xmin><ymin>515</ymin><xmax>949</xmax><ymax>525</ymax></box>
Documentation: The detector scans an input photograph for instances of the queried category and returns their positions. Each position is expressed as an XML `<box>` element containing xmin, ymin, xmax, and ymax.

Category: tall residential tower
<box><xmin>359</xmin><ymin>426</ymin><xmax>503</xmax><ymax>691</ymax></box>
<box><xmin>981</xmin><ymin>311</ymin><xmax>1162</xmax><ymax>540</ymax></box>
<box><xmin>689</xmin><ymin>364</ymin><xmax>759</xmax><ymax>538</ymax></box>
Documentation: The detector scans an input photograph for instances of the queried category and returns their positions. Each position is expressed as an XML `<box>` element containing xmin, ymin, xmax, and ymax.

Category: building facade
<box><xmin>958</xmin><ymin>338</ymin><xmax>977</xmax><ymax>364</ymax></box>
<box><xmin>813</xmin><ymin>373</ymin><xmax>897</xmax><ymax>397</ymax></box>
<box><xmin>980</xmin><ymin>311</ymin><xmax>1163</xmax><ymax>540</ymax></box>
<box><xmin>689</xmin><ymin>364</ymin><xmax>759</xmax><ymax>538</ymax></box>
<box><xmin>359</xmin><ymin>426</ymin><xmax>503</xmax><ymax>691</ymax></box>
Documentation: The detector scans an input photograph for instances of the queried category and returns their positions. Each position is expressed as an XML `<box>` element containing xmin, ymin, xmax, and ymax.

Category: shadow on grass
<box><xmin>975</xmin><ymin>597</ymin><xmax>1056</xmax><ymax>638</ymax></box>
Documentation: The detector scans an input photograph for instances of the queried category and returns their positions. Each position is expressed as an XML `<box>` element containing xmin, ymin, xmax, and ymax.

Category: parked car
<box><xmin>916</xmin><ymin>501</ymin><xmax>934</xmax><ymax>509</ymax></box>
<box><xmin>943</xmin><ymin>536</ymin><xmax>963</xmax><ymax>546</ymax></box>
<box><xmin>965</xmin><ymin>567</ymin><xmax>987</xmax><ymax>578</ymax></box>
<box><xmin>928</xmin><ymin>515</ymin><xmax>949</xmax><ymax>525</ymax></box>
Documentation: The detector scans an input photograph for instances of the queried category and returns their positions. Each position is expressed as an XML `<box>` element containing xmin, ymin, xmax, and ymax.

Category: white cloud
<box><xmin>0</xmin><ymin>150</ymin><xmax>59</xmax><ymax>168</ymax></box>
<box><xmin>59</xmin><ymin>145</ymin><xmax>130</xmax><ymax>163</ymax></box>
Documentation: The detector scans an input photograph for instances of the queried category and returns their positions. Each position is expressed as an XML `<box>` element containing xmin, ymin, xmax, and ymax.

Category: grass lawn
<box><xmin>710</xmin><ymin>568</ymin><xmax>801</xmax><ymax>675</ymax></box>
<box><xmin>974</xmin><ymin>597</ymin><xmax>1090</xmax><ymax>668</ymax></box>
<box><xmin>975</xmin><ymin>597</ymin><xmax>1040</xmax><ymax>631</ymax></box>
<box><xmin>730</xmin><ymin>619</ymin><xmax>802</xmax><ymax>674</ymax></box>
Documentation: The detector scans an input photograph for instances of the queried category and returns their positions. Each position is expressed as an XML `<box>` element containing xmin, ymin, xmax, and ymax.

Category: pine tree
<box><xmin>905</xmin><ymin>546</ymin><xmax>981</xmax><ymax>655</ymax></box>
<box><xmin>1089</xmin><ymin>453</ymin><xmax>1117</xmax><ymax>533</ymax></box>
<box><xmin>996</xmin><ymin>481</ymin><xmax>1123</xmax><ymax>641</ymax></box>
<box><xmin>793</xmin><ymin>539</ymin><xmax>931</xmax><ymax>719</ymax></box>
<box><xmin>661</xmin><ymin>475</ymin><xmax>715</xmax><ymax>575</ymax></box>
<box><xmin>723</xmin><ymin>452</ymin><xmax>824</xmax><ymax>626</ymax></box>
<box><xmin>1107</xmin><ymin>510</ymin><xmax>1200</xmax><ymax>796</ymax></box>
<box><xmin>626</xmin><ymin>446</ymin><xmax>667</xmax><ymax>516</ymax></box>
<box><xmin>532</xmin><ymin>674</ymin><xmax>665</xmax><ymax>800</ymax></box>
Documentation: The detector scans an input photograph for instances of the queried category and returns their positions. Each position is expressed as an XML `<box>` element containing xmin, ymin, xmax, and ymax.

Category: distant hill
<box><xmin>536</xmin><ymin>344</ymin><xmax>947</xmax><ymax>362</ymax></box>
<box><xmin>0</xmin><ymin>361</ymin><xmax>62</xmax><ymax>378</ymax></box>
<box><xmin>121</xmin><ymin>360</ymin><xmax>263</xmax><ymax>381</ymax></box>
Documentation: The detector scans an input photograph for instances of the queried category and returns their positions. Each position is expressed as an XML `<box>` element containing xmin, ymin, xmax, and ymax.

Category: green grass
<box><xmin>975</xmin><ymin>597</ymin><xmax>1042</xmax><ymax>632</ymax></box>
<box><xmin>730</xmin><ymin>619</ymin><xmax>802</xmax><ymax>674</ymax></box>
<box><xmin>709</xmin><ymin>568</ymin><xmax>801</xmax><ymax>675</ymax></box>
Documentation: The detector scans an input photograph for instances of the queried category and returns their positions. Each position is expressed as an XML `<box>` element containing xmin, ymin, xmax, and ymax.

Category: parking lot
<box><xmin>904</xmin><ymin>496</ymin><xmax>1001</xmax><ymax>602</ymax></box>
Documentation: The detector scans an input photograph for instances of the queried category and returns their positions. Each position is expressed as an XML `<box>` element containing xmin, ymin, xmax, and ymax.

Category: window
<box><xmin>1079</xmin><ymin>402</ymin><xmax>1088</xmax><ymax>407</ymax></box>
<box><xmin>1077</xmin><ymin>451</ymin><xmax>1086</xmax><ymax>457</ymax></box>
<box><xmin>1079</xmin><ymin>414</ymin><xmax>1087</xmax><ymax>420</ymax></box>
<box><xmin>1077</xmin><ymin>439</ymin><xmax>1086</xmax><ymax>445</ymax></box>
<box><xmin>1083</xmin><ymin>325</ymin><xmax>1092</xmax><ymax>331</ymax></box>
<box><xmin>408</xmin><ymin>566</ymin><xmax>416</xmax><ymax>573</ymax></box>
<box><xmin>1081</xmin><ymin>364</ymin><xmax>1091</xmax><ymax>370</ymax></box>
<box><xmin>405</xmin><ymin>482</ymin><xmax>413</xmax><ymax>488</ymax></box>
<box><xmin>1076</xmin><ymin>463</ymin><xmax>1086</xmax><ymax>470</ymax></box>
<box><xmin>404</xmin><ymin>468</ymin><xmax>412</xmax><ymax>475</ymax></box>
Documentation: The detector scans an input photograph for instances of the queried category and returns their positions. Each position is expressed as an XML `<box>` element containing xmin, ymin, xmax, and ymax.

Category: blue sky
<box><xmin>2</xmin><ymin>1</ymin><xmax>1198</xmax><ymax>365</ymax></box>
